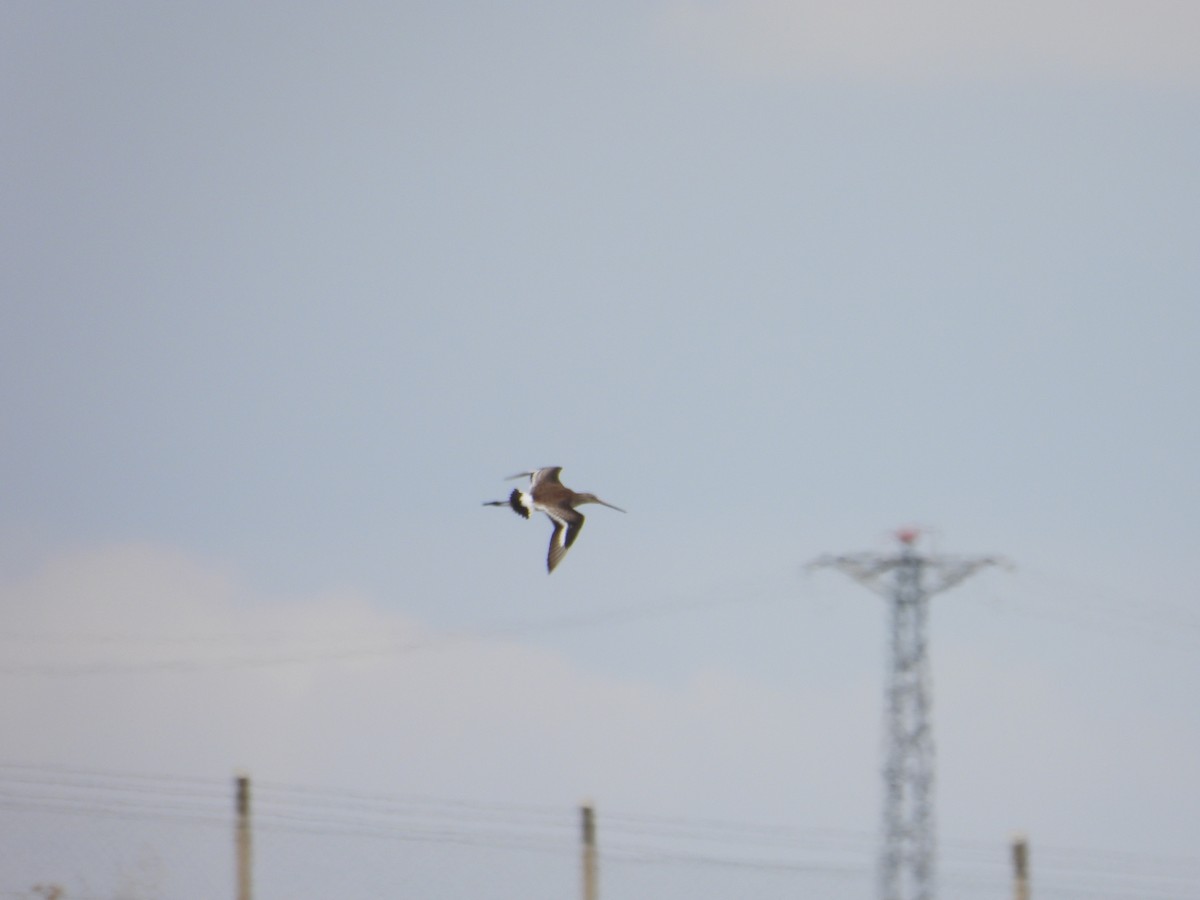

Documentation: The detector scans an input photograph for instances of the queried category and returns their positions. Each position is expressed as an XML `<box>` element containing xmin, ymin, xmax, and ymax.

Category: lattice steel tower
<box><xmin>812</xmin><ymin>529</ymin><xmax>1001</xmax><ymax>900</ymax></box>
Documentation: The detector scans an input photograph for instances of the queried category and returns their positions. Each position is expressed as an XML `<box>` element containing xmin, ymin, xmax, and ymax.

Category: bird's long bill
<box><xmin>505</xmin><ymin>471</ymin><xmax>535</xmax><ymax>481</ymax></box>
<box><xmin>596</xmin><ymin>498</ymin><xmax>626</xmax><ymax>513</ymax></box>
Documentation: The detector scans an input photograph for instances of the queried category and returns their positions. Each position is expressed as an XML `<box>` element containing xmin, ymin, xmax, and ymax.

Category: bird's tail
<box><xmin>483</xmin><ymin>488</ymin><xmax>531</xmax><ymax>520</ymax></box>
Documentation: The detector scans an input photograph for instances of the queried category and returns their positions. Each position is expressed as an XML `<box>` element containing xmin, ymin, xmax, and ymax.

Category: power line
<box><xmin>2</xmin><ymin>764</ymin><xmax>1197</xmax><ymax>887</ymax></box>
<box><xmin>977</xmin><ymin>564</ymin><xmax>1200</xmax><ymax>653</ymax></box>
<box><xmin>3</xmin><ymin>559</ymin><xmax>1196</xmax><ymax>678</ymax></box>
<box><xmin>0</xmin><ymin>584</ymin><xmax>788</xmax><ymax>676</ymax></box>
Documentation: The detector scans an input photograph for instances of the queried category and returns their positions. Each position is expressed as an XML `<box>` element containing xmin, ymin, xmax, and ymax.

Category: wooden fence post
<box><xmin>581</xmin><ymin>803</ymin><xmax>598</xmax><ymax>900</ymax></box>
<box><xmin>236</xmin><ymin>774</ymin><xmax>253</xmax><ymax>900</ymax></box>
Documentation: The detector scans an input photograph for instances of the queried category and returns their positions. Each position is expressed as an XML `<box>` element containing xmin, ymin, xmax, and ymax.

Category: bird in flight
<box><xmin>484</xmin><ymin>467</ymin><xmax>625</xmax><ymax>573</ymax></box>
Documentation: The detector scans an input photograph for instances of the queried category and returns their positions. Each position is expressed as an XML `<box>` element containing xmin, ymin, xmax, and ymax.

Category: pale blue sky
<box><xmin>2</xmin><ymin>3</ymin><xmax>1198</xmax><ymax>898</ymax></box>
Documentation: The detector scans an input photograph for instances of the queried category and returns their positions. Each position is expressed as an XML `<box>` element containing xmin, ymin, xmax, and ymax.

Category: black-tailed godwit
<box><xmin>484</xmin><ymin>467</ymin><xmax>625</xmax><ymax>572</ymax></box>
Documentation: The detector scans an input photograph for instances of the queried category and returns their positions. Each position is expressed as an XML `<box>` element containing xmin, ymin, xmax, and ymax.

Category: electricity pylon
<box><xmin>811</xmin><ymin>529</ymin><xmax>1003</xmax><ymax>900</ymax></box>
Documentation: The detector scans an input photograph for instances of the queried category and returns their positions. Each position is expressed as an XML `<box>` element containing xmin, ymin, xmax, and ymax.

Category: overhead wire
<box><xmin>973</xmin><ymin>562</ymin><xmax>1200</xmax><ymax>653</ymax></box>
<box><xmin>2</xmin><ymin>555</ymin><xmax>1198</xmax><ymax>676</ymax></box>
<box><xmin>0</xmin><ymin>582</ymin><xmax>788</xmax><ymax>676</ymax></box>
<box><xmin>4</xmin><ymin>555</ymin><xmax>1198</xmax><ymax>678</ymax></box>
<box><xmin>2</xmin><ymin>763</ymin><xmax>1197</xmax><ymax>897</ymax></box>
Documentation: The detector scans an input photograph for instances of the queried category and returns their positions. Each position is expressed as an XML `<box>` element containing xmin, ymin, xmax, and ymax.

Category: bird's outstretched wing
<box><xmin>544</xmin><ymin>508</ymin><xmax>584</xmax><ymax>573</ymax></box>
<box><xmin>529</xmin><ymin>467</ymin><xmax>564</xmax><ymax>490</ymax></box>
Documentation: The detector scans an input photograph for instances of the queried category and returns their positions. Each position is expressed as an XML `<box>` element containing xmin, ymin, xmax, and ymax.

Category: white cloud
<box><xmin>8</xmin><ymin>545</ymin><xmax>1196</xmax><ymax>881</ymax></box>
<box><xmin>4</xmin><ymin>544</ymin><xmax>1198</xmax><ymax>896</ymax></box>
<box><xmin>657</xmin><ymin>0</ymin><xmax>1200</xmax><ymax>84</ymax></box>
<box><xmin>0</xmin><ymin>543</ymin><xmax>874</xmax><ymax>824</ymax></box>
